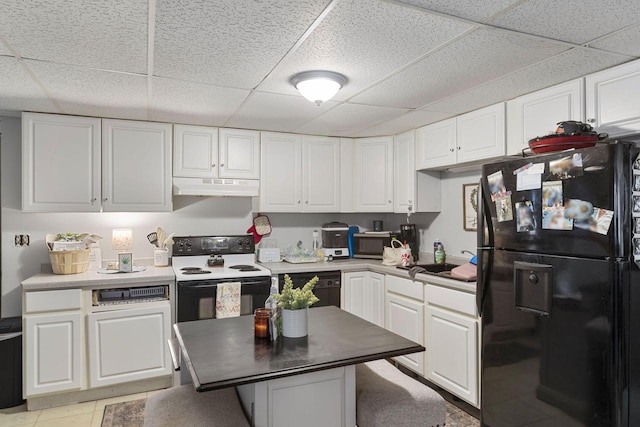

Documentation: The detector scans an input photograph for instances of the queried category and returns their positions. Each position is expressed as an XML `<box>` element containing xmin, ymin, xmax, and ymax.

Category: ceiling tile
<box><xmin>153</xmin><ymin>0</ymin><xmax>332</xmax><ymax>89</ymax></box>
<box><xmin>295</xmin><ymin>103</ymin><xmax>409</xmax><ymax>136</ymax></box>
<box><xmin>0</xmin><ymin>56</ymin><xmax>60</xmax><ymax>113</ymax></box>
<box><xmin>589</xmin><ymin>24</ymin><xmax>640</xmax><ymax>58</ymax></box>
<box><xmin>349</xmin><ymin>109</ymin><xmax>454</xmax><ymax>137</ymax></box>
<box><xmin>423</xmin><ymin>48</ymin><xmax>631</xmax><ymax>115</ymax></box>
<box><xmin>0</xmin><ymin>43</ymin><xmax>12</xmax><ymax>56</ymax></box>
<box><xmin>392</xmin><ymin>0</ymin><xmax>521</xmax><ymax>22</ymax></box>
<box><xmin>25</xmin><ymin>60</ymin><xmax>148</xmax><ymax>120</ymax></box>
<box><xmin>257</xmin><ymin>0</ymin><xmax>473</xmax><ymax>100</ymax></box>
<box><xmin>351</xmin><ymin>28</ymin><xmax>568</xmax><ymax>108</ymax></box>
<box><xmin>225</xmin><ymin>92</ymin><xmax>338</xmax><ymax>132</ymax></box>
<box><xmin>487</xmin><ymin>0</ymin><xmax>640</xmax><ymax>44</ymax></box>
<box><xmin>149</xmin><ymin>77</ymin><xmax>250</xmax><ymax>126</ymax></box>
<box><xmin>0</xmin><ymin>0</ymin><xmax>148</xmax><ymax>73</ymax></box>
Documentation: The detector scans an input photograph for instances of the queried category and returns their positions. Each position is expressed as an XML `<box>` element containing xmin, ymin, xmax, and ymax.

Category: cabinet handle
<box><xmin>587</xmin><ymin>118</ymin><xmax>596</xmax><ymax>123</ymax></box>
<box><xmin>305</xmin><ymin>201</ymin><xmax>308</xmax><ymax>204</ymax></box>
<box><xmin>220</xmin><ymin>163</ymin><xmax>225</xmax><ymax>167</ymax></box>
<box><xmin>388</xmin><ymin>200</ymin><xmax>392</xmax><ymax>204</ymax></box>
<box><xmin>211</xmin><ymin>163</ymin><xmax>216</xmax><ymax>168</ymax></box>
<box><xmin>297</xmin><ymin>200</ymin><xmax>301</xmax><ymax>204</ymax></box>
<box><xmin>449</xmin><ymin>148</ymin><xmax>454</xmax><ymax>152</ymax></box>
<box><xmin>102</xmin><ymin>197</ymin><xmax>108</xmax><ymax>202</ymax></box>
<box><xmin>90</xmin><ymin>198</ymin><xmax>97</xmax><ymax>203</ymax></box>
<box><xmin>457</xmin><ymin>146</ymin><xmax>461</xmax><ymax>150</ymax></box>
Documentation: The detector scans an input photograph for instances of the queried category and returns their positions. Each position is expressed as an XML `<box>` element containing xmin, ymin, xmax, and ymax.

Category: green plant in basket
<box><xmin>275</xmin><ymin>274</ymin><xmax>319</xmax><ymax>310</ymax></box>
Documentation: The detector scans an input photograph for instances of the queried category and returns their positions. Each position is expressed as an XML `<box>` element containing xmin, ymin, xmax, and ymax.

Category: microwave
<box><xmin>352</xmin><ymin>233</ymin><xmax>395</xmax><ymax>259</ymax></box>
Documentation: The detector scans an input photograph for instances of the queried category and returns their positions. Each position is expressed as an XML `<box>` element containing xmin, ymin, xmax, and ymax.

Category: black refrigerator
<box><xmin>477</xmin><ymin>141</ymin><xmax>640</xmax><ymax>427</ymax></box>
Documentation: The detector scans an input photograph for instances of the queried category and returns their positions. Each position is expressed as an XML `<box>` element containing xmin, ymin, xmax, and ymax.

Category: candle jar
<box><xmin>254</xmin><ymin>308</ymin><xmax>271</xmax><ymax>338</ymax></box>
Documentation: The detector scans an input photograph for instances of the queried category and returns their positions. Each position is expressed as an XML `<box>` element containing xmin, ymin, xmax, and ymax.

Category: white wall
<box><xmin>1</xmin><ymin>115</ymin><xmax>479</xmax><ymax>317</ymax></box>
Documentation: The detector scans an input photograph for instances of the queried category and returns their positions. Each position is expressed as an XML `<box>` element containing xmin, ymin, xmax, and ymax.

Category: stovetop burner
<box><xmin>180</xmin><ymin>267</ymin><xmax>212</xmax><ymax>275</ymax></box>
<box><xmin>229</xmin><ymin>265</ymin><xmax>261</xmax><ymax>272</ymax></box>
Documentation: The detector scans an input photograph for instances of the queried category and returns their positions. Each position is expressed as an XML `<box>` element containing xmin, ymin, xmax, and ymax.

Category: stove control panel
<box><xmin>173</xmin><ymin>235</ymin><xmax>256</xmax><ymax>256</ymax></box>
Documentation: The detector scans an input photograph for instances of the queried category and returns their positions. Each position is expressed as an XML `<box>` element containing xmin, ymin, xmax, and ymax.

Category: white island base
<box><xmin>236</xmin><ymin>366</ymin><xmax>355</xmax><ymax>427</ymax></box>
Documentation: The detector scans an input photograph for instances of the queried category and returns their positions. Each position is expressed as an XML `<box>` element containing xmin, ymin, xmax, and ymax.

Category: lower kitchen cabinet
<box><xmin>24</xmin><ymin>312</ymin><xmax>83</xmax><ymax>396</ymax></box>
<box><xmin>425</xmin><ymin>284</ymin><xmax>479</xmax><ymax>407</ymax></box>
<box><xmin>87</xmin><ymin>303</ymin><xmax>172</xmax><ymax>388</ymax></box>
<box><xmin>385</xmin><ymin>275</ymin><xmax>425</xmax><ymax>376</ymax></box>
<box><xmin>342</xmin><ymin>271</ymin><xmax>384</xmax><ymax>327</ymax></box>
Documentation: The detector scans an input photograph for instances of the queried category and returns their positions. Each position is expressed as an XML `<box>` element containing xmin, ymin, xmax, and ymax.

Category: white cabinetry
<box><xmin>22</xmin><ymin>113</ymin><xmax>101</xmax><ymax>212</ymax></box>
<box><xmin>173</xmin><ymin>124</ymin><xmax>218</xmax><ymax>178</ymax></box>
<box><xmin>257</xmin><ymin>132</ymin><xmax>340</xmax><ymax>212</ymax></box>
<box><xmin>102</xmin><ymin>119</ymin><xmax>172</xmax><ymax>212</ymax></box>
<box><xmin>416</xmin><ymin>118</ymin><xmax>456</xmax><ymax>170</ymax></box>
<box><xmin>87</xmin><ymin>304</ymin><xmax>172</xmax><ymax>387</ymax></box>
<box><xmin>23</xmin><ymin>289</ymin><xmax>83</xmax><ymax>397</ymax></box>
<box><xmin>384</xmin><ymin>275</ymin><xmax>424</xmax><ymax>375</ymax></box>
<box><xmin>302</xmin><ymin>136</ymin><xmax>340</xmax><ymax>212</ymax></box>
<box><xmin>456</xmin><ymin>103</ymin><xmax>506</xmax><ymax>163</ymax></box>
<box><xmin>507</xmin><ymin>79</ymin><xmax>584</xmax><ymax>155</ymax></box>
<box><xmin>354</xmin><ymin>137</ymin><xmax>393</xmax><ymax>212</ymax></box>
<box><xmin>425</xmin><ymin>284</ymin><xmax>479</xmax><ymax>407</ymax></box>
<box><xmin>339</xmin><ymin>138</ymin><xmax>355</xmax><ymax>213</ymax></box>
<box><xmin>342</xmin><ymin>272</ymin><xmax>384</xmax><ymax>327</ymax></box>
<box><xmin>219</xmin><ymin>128</ymin><xmax>260</xmax><ymax>179</ymax></box>
<box><xmin>586</xmin><ymin>59</ymin><xmax>640</xmax><ymax>137</ymax></box>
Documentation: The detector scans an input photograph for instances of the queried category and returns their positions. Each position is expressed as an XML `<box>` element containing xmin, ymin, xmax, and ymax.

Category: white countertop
<box><xmin>259</xmin><ymin>258</ymin><xmax>477</xmax><ymax>294</ymax></box>
<box><xmin>22</xmin><ymin>266</ymin><xmax>176</xmax><ymax>290</ymax></box>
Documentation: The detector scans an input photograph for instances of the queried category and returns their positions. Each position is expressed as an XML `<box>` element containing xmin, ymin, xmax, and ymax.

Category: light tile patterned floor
<box><xmin>0</xmin><ymin>392</ymin><xmax>148</xmax><ymax>427</ymax></box>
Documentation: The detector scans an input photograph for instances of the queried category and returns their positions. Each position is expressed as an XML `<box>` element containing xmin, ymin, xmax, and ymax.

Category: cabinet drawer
<box><xmin>425</xmin><ymin>284</ymin><xmax>476</xmax><ymax>317</ymax></box>
<box><xmin>386</xmin><ymin>275</ymin><xmax>423</xmax><ymax>302</ymax></box>
<box><xmin>25</xmin><ymin>289</ymin><xmax>82</xmax><ymax>313</ymax></box>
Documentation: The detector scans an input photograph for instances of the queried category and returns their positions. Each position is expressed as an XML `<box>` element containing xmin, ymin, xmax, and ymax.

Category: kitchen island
<box><xmin>175</xmin><ymin>306</ymin><xmax>424</xmax><ymax>427</ymax></box>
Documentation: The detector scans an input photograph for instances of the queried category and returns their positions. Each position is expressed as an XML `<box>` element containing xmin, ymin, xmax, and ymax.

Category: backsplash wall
<box><xmin>1</xmin><ymin>116</ymin><xmax>477</xmax><ymax>317</ymax></box>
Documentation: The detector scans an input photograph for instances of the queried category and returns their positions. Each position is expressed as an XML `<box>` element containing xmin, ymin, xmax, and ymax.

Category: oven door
<box><xmin>177</xmin><ymin>277</ymin><xmax>271</xmax><ymax>322</ymax></box>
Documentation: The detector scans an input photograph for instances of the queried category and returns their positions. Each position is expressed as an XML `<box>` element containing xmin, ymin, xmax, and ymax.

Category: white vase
<box><xmin>281</xmin><ymin>308</ymin><xmax>308</xmax><ymax>338</ymax></box>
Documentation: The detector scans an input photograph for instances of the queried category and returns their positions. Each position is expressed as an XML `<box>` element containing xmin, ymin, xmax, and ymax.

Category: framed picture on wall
<box><xmin>463</xmin><ymin>183</ymin><xmax>479</xmax><ymax>231</ymax></box>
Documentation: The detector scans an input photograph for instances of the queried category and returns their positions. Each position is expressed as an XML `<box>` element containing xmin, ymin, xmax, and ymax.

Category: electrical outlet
<box><xmin>14</xmin><ymin>234</ymin><xmax>30</xmax><ymax>246</ymax></box>
<box><xmin>14</xmin><ymin>235</ymin><xmax>20</xmax><ymax>246</ymax></box>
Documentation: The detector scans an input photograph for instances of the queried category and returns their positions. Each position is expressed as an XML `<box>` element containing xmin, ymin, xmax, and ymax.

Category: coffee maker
<box><xmin>400</xmin><ymin>224</ymin><xmax>419</xmax><ymax>262</ymax></box>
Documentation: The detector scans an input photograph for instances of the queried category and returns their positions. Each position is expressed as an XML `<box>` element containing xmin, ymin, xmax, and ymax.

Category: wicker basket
<box><xmin>49</xmin><ymin>249</ymin><xmax>90</xmax><ymax>275</ymax></box>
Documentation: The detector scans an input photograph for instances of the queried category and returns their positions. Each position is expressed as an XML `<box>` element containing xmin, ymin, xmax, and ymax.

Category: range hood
<box><xmin>173</xmin><ymin>177</ymin><xmax>259</xmax><ymax>197</ymax></box>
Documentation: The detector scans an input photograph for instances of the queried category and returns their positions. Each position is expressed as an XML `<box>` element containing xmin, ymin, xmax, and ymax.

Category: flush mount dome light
<box><xmin>290</xmin><ymin>70</ymin><xmax>348</xmax><ymax>106</ymax></box>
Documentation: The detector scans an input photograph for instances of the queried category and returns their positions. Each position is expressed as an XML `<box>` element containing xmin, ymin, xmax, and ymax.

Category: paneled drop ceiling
<box><xmin>0</xmin><ymin>0</ymin><xmax>639</xmax><ymax>137</ymax></box>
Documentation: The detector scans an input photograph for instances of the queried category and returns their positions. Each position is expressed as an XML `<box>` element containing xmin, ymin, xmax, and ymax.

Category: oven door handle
<box><xmin>178</xmin><ymin>278</ymin><xmax>271</xmax><ymax>289</ymax></box>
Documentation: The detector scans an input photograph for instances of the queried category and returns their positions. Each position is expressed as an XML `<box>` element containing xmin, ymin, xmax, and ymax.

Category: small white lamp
<box><xmin>112</xmin><ymin>229</ymin><xmax>133</xmax><ymax>252</ymax></box>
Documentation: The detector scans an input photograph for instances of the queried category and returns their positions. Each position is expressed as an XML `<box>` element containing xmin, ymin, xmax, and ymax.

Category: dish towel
<box><xmin>215</xmin><ymin>282</ymin><xmax>241</xmax><ymax>318</ymax></box>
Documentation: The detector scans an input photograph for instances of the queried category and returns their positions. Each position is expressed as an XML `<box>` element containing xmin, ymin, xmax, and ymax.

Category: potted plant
<box><xmin>275</xmin><ymin>274</ymin><xmax>319</xmax><ymax>338</ymax></box>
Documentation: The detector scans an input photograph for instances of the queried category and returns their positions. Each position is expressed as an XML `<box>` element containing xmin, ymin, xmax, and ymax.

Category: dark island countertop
<box><xmin>174</xmin><ymin>306</ymin><xmax>425</xmax><ymax>392</ymax></box>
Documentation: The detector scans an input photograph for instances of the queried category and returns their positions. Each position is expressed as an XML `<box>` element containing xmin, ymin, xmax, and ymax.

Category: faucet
<box><xmin>461</xmin><ymin>250</ymin><xmax>475</xmax><ymax>257</ymax></box>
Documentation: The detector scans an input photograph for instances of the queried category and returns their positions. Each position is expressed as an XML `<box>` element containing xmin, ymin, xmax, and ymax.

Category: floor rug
<box><xmin>101</xmin><ymin>398</ymin><xmax>146</xmax><ymax>427</ymax></box>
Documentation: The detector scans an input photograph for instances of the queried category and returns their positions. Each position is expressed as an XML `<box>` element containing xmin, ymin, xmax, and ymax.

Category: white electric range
<box><xmin>172</xmin><ymin>235</ymin><xmax>272</xmax><ymax>322</ymax></box>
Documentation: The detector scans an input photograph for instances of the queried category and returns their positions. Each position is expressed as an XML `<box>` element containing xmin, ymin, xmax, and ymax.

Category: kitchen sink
<box><xmin>397</xmin><ymin>263</ymin><xmax>475</xmax><ymax>282</ymax></box>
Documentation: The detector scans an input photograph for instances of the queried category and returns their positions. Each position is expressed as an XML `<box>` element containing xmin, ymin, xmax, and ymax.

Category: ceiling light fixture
<box><xmin>290</xmin><ymin>70</ymin><xmax>348</xmax><ymax>106</ymax></box>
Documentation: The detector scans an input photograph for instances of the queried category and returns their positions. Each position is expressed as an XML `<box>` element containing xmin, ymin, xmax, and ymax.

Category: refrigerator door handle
<box><xmin>477</xmin><ymin>178</ymin><xmax>494</xmax><ymax>249</ymax></box>
<box><xmin>476</xmin><ymin>248</ymin><xmax>493</xmax><ymax>316</ymax></box>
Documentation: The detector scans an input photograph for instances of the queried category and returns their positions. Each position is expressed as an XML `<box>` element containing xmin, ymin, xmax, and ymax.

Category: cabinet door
<box><xmin>102</xmin><ymin>119</ymin><xmax>172</xmax><ymax>212</ymax></box>
<box><xmin>364</xmin><ymin>272</ymin><xmax>385</xmax><ymax>327</ymax></box>
<box><xmin>354</xmin><ymin>137</ymin><xmax>393</xmax><ymax>212</ymax></box>
<box><xmin>342</xmin><ymin>272</ymin><xmax>366</xmax><ymax>318</ymax></box>
<box><xmin>219</xmin><ymin>128</ymin><xmax>260</xmax><ymax>179</ymax></box>
<box><xmin>457</xmin><ymin>103</ymin><xmax>505</xmax><ymax>163</ymax></box>
<box><xmin>394</xmin><ymin>131</ymin><xmax>416</xmax><ymax>214</ymax></box>
<box><xmin>507</xmin><ymin>79</ymin><xmax>584</xmax><ymax>156</ymax></box>
<box><xmin>385</xmin><ymin>294</ymin><xmax>424</xmax><ymax>375</ymax></box>
<box><xmin>302</xmin><ymin>136</ymin><xmax>340</xmax><ymax>212</ymax></box>
<box><xmin>173</xmin><ymin>124</ymin><xmax>218</xmax><ymax>178</ymax></box>
<box><xmin>259</xmin><ymin>132</ymin><xmax>302</xmax><ymax>212</ymax></box>
<box><xmin>87</xmin><ymin>304</ymin><xmax>172</xmax><ymax>388</ymax></box>
<box><xmin>22</xmin><ymin>113</ymin><xmax>101</xmax><ymax>212</ymax></box>
<box><xmin>586</xmin><ymin>59</ymin><xmax>640</xmax><ymax>137</ymax></box>
<box><xmin>426</xmin><ymin>304</ymin><xmax>478</xmax><ymax>406</ymax></box>
<box><xmin>339</xmin><ymin>138</ymin><xmax>355</xmax><ymax>213</ymax></box>
<box><xmin>415</xmin><ymin>118</ymin><xmax>456</xmax><ymax>170</ymax></box>
<box><xmin>24</xmin><ymin>312</ymin><xmax>82</xmax><ymax>396</ymax></box>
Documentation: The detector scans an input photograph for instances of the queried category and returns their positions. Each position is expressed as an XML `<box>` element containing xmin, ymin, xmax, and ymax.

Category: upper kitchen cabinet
<box><xmin>456</xmin><ymin>103</ymin><xmax>506</xmax><ymax>163</ymax></box>
<box><xmin>22</xmin><ymin>113</ymin><xmax>102</xmax><ymax>212</ymax></box>
<box><xmin>102</xmin><ymin>119</ymin><xmax>172</xmax><ymax>212</ymax></box>
<box><xmin>302</xmin><ymin>135</ymin><xmax>340</xmax><ymax>212</ymax></box>
<box><xmin>416</xmin><ymin>119</ymin><xmax>456</xmax><ymax>170</ymax></box>
<box><xmin>354</xmin><ymin>137</ymin><xmax>393</xmax><ymax>212</ymax></box>
<box><xmin>507</xmin><ymin>79</ymin><xmax>584</xmax><ymax>156</ymax></box>
<box><xmin>339</xmin><ymin>138</ymin><xmax>355</xmax><ymax>213</ymax></box>
<box><xmin>257</xmin><ymin>132</ymin><xmax>303</xmax><ymax>212</ymax></box>
<box><xmin>586</xmin><ymin>59</ymin><xmax>640</xmax><ymax>138</ymax></box>
<box><xmin>173</xmin><ymin>124</ymin><xmax>219</xmax><ymax>178</ymax></box>
<box><xmin>218</xmin><ymin>128</ymin><xmax>260</xmax><ymax>179</ymax></box>
<box><xmin>394</xmin><ymin>131</ymin><xmax>441</xmax><ymax>213</ymax></box>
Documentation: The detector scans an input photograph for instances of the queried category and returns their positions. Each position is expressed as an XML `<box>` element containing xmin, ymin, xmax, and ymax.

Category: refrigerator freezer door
<box><xmin>481</xmin><ymin>251</ymin><xmax>624</xmax><ymax>427</ymax></box>
<box><xmin>481</xmin><ymin>142</ymin><xmax>635</xmax><ymax>259</ymax></box>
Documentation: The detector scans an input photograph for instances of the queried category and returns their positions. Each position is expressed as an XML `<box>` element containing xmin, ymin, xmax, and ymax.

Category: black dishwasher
<box><xmin>278</xmin><ymin>271</ymin><xmax>341</xmax><ymax>308</ymax></box>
